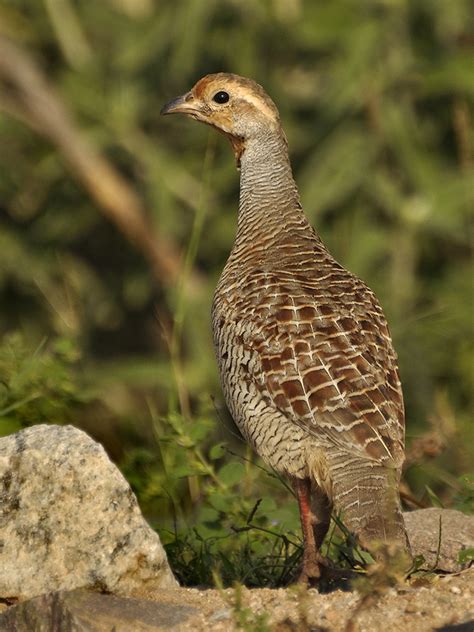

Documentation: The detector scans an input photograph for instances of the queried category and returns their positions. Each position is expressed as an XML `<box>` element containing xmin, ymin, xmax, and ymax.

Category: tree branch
<box><xmin>0</xmin><ymin>34</ymin><xmax>201</xmax><ymax>288</ymax></box>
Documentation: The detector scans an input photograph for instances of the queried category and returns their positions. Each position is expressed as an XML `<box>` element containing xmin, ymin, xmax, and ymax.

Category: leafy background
<box><xmin>0</xmin><ymin>0</ymin><xmax>472</xmax><ymax>585</ymax></box>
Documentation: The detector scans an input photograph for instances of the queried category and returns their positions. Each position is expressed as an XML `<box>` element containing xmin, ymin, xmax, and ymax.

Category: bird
<box><xmin>161</xmin><ymin>73</ymin><xmax>411</xmax><ymax>583</ymax></box>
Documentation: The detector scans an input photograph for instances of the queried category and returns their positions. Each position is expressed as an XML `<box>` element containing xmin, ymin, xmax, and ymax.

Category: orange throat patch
<box><xmin>226</xmin><ymin>133</ymin><xmax>246</xmax><ymax>169</ymax></box>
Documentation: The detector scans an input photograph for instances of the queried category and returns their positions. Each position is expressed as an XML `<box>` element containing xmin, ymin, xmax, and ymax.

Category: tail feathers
<box><xmin>330</xmin><ymin>460</ymin><xmax>410</xmax><ymax>555</ymax></box>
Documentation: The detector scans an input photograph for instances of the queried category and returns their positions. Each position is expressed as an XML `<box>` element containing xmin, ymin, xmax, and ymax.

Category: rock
<box><xmin>0</xmin><ymin>424</ymin><xmax>177</xmax><ymax>601</ymax></box>
<box><xmin>0</xmin><ymin>589</ymin><xmax>197</xmax><ymax>632</ymax></box>
<box><xmin>404</xmin><ymin>508</ymin><xmax>474</xmax><ymax>572</ymax></box>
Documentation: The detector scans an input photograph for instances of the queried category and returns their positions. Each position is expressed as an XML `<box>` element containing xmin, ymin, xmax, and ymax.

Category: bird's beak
<box><xmin>160</xmin><ymin>92</ymin><xmax>195</xmax><ymax>116</ymax></box>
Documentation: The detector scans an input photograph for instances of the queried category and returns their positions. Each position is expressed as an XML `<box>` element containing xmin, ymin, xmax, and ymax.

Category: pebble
<box><xmin>209</xmin><ymin>608</ymin><xmax>232</xmax><ymax>621</ymax></box>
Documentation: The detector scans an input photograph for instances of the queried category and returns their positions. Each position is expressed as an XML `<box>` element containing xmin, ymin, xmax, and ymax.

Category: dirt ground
<box><xmin>2</xmin><ymin>505</ymin><xmax>473</xmax><ymax>631</ymax></box>
<box><xmin>144</xmin><ymin>567</ymin><xmax>474</xmax><ymax>632</ymax></box>
<box><xmin>1</xmin><ymin>567</ymin><xmax>472</xmax><ymax>631</ymax></box>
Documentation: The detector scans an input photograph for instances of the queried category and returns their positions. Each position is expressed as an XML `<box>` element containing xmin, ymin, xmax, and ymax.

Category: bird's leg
<box><xmin>294</xmin><ymin>479</ymin><xmax>353</xmax><ymax>585</ymax></box>
<box><xmin>311</xmin><ymin>482</ymin><xmax>332</xmax><ymax>551</ymax></box>
<box><xmin>293</xmin><ymin>477</ymin><xmax>325</xmax><ymax>584</ymax></box>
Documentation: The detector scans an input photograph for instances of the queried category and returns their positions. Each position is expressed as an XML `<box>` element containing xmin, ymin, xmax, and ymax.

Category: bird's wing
<box><xmin>240</xmin><ymin>268</ymin><xmax>405</xmax><ymax>467</ymax></box>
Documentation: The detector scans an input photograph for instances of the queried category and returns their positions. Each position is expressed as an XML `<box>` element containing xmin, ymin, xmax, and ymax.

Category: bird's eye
<box><xmin>213</xmin><ymin>91</ymin><xmax>230</xmax><ymax>104</ymax></box>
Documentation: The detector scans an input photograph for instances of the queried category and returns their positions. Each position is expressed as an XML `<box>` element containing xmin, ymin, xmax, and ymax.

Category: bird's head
<box><xmin>161</xmin><ymin>73</ymin><xmax>282</xmax><ymax>166</ymax></box>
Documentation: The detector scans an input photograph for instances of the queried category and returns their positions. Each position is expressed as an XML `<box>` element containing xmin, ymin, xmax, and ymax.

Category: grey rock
<box><xmin>0</xmin><ymin>589</ymin><xmax>196</xmax><ymax>631</ymax></box>
<box><xmin>404</xmin><ymin>508</ymin><xmax>474</xmax><ymax>572</ymax></box>
<box><xmin>0</xmin><ymin>424</ymin><xmax>177</xmax><ymax>601</ymax></box>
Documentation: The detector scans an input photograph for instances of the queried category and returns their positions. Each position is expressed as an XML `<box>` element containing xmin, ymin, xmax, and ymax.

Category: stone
<box><xmin>404</xmin><ymin>508</ymin><xmax>474</xmax><ymax>572</ymax></box>
<box><xmin>0</xmin><ymin>424</ymin><xmax>177</xmax><ymax>601</ymax></box>
<box><xmin>0</xmin><ymin>589</ymin><xmax>197</xmax><ymax>631</ymax></box>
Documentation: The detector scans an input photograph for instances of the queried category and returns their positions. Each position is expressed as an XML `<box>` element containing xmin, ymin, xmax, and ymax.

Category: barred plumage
<box><xmin>162</xmin><ymin>73</ymin><xmax>411</xmax><ymax>582</ymax></box>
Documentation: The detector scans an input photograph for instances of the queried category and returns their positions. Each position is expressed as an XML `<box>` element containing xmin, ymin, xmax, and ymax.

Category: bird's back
<box><xmin>213</xmin><ymin>214</ymin><xmax>404</xmax><ymax>461</ymax></box>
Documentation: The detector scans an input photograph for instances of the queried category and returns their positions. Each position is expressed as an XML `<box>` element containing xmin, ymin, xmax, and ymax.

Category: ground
<box><xmin>1</xmin><ymin>565</ymin><xmax>473</xmax><ymax>631</ymax></box>
<box><xmin>147</xmin><ymin>568</ymin><xmax>473</xmax><ymax>631</ymax></box>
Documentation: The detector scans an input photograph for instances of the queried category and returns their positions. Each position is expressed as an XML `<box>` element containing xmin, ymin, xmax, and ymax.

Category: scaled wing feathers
<box><xmin>240</xmin><ymin>268</ymin><xmax>405</xmax><ymax>466</ymax></box>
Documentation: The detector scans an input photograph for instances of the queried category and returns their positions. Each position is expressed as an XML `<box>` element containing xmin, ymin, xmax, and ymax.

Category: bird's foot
<box><xmin>297</xmin><ymin>557</ymin><xmax>323</xmax><ymax>587</ymax></box>
<box><xmin>297</xmin><ymin>555</ymin><xmax>355</xmax><ymax>586</ymax></box>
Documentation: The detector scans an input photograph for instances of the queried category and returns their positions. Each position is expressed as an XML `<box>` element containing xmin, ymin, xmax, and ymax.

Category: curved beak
<box><xmin>160</xmin><ymin>91</ymin><xmax>195</xmax><ymax>116</ymax></box>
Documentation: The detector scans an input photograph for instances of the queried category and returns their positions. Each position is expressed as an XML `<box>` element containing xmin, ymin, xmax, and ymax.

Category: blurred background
<box><xmin>0</xmin><ymin>0</ymin><xmax>472</xmax><ymax>584</ymax></box>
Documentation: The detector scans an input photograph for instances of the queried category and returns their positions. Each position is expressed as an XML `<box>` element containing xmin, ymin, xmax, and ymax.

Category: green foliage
<box><xmin>122</xmin><ymin>407</ymin><xmax>303</xmax><ymax>587</ymax></box>
<box><xmin>457</xmin><ymin>547</ymin><xmax>474</xmax><ymax>567</ymax></box>
<box><xmin>323</xmin><ymin>515</ymin><xmax>376</xmax><ymax>570</ymax></box>
<box><xmin>0</xmin><ymin>333</ymin><xmax>87</xmax><ymax>436</ymax></box>
<box><xmin>0</xmin><ymin>0</ymin><xmax>472</xmax><ymax>588</ymax></box>
<box><xmin>453</xmin><ymin>475</ymin><xmax>474</xmax><ymax>514</ymax></box>
<box><xmin>123</xmin><ymin>407</ymin><xmax>388</xmax><ymax>588</ymax></box>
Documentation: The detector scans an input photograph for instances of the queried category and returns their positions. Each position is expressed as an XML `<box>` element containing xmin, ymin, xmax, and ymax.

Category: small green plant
<box><xmin>453</xmin><ymin>475</ymin><xmax>474</xmax><ymax>514</ymax></box>
<box><xmin>215</xmin><ymin>579</ymin><xmax>271</xmax><ymax>632</ymax></box>
<box><xmin>322</xmin><ymin>514</ymin><xmax>375</xmax><ymax>572</ymax></box>
<box><xmin>230</xmin><ymin>583</ymin><xmax>271</xmax><ymax>631</ymax></box>
<box><xmin>457</xmin><ymin>547</ymin><xmax>474</xmax><ymax>567</ymax></box>
<box><xmin>345</xmin><ymin>543</ymin><xmax>413</xmax><ymax>632</ymax></box>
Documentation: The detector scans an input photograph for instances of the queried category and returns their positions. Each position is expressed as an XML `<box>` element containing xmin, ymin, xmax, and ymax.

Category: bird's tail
<box><xmin>329</xmin><ymin>457</ymin><xmax>411</xmax><ymax>556</ymax></box>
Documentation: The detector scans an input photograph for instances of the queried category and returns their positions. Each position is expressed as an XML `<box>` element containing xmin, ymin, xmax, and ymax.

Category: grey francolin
<box><xmin>162</xmin><ymin>73</ymin><xmax>411</xmax><ymax>583</ymax></box>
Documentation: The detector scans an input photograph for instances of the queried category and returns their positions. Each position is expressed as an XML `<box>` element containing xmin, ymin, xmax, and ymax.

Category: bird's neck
<box><xmin>235</xmin><ymin>130</ymin><xmax>305</xmax><ymax>246</ymax></box>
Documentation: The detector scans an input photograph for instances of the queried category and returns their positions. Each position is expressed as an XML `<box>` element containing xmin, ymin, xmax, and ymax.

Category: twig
<box><xmin>399</xmin><ymin>489</ymin><xmax>427</xmax><ymax>509</ymax></box>
<box><xmin>453</xmin><ymin>98</ymin><xmax>473</xmax><ymax>171</ymax></box>
<box><xmin>429</xmin><ymin>514</ymin><xmax>443</xmax><ymax>572</ymax></box>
